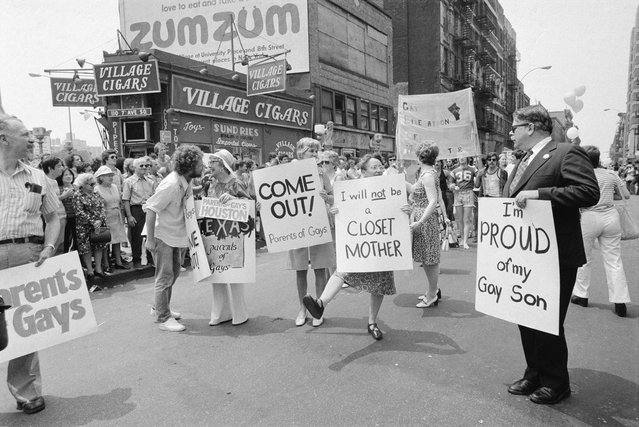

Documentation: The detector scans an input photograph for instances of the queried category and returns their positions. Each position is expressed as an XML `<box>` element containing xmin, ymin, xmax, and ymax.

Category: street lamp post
<box><xmin>520</xmin><ymin>65</ymin><xmax>552</xmax><ymax>82</ymax></box>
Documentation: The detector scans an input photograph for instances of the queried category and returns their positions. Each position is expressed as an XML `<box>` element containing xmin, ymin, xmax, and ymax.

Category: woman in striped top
<box><xmin>571</xmin><ymin>146</ymin><xmax>631</xmax><ymax>317</ymax></box>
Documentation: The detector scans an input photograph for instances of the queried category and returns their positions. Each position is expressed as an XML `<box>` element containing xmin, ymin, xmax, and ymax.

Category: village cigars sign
<box><xmin>475</xmin><ymin>198</ymin><xmax>560</xmax><ymax>335</ymax></box>
<box><xmin>49</xmin><ymin>78</ymin><xmax>100</xmax><ymax>107</ymax></box>
<box><xmin>118</xmin><ymin>0</ymin><xmax>309</xmax><ymax>73</ymax></box>
<box><xmin>0</xmin><ymin>252</ymin><xmax>98</xmax><ymax>363</ymax></box>
<box><xmin>93</xmin><ymin>60</ymin><xmax>161</xmax><ymax>97</ymax></box>
<box><xmin>172</xmin><ymin>75</ymin><xmax>312</xmax><ymax>130</ymax></box>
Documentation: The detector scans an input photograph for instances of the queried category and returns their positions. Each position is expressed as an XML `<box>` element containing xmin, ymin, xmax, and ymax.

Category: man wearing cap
<box><xmin>122</xmin><ymin>157</ymin><xmax>156</xmax><ymax>270</ymax></box>
<box><xmin>145</xmin><ymin>144</ymin><xmax>204</xmax><ymax>332</ymax></box>
<box><xmin>0</xmin><ymin>110</ymin><xmax>62</xmax><ymax>414</ymax></box>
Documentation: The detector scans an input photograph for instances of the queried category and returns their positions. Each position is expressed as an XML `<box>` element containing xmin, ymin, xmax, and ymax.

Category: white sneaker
<box><xmin>180</xmin><ymin>266</ymin><xmax>186</xmax><ymax>272</ymax></box>
<box><xmin>150</xmin><ymin>307</ymin><xmax>182</xmax><ymax>320</ymax></box>
<box><xmin>159</xmin><ymin>317</ymin><xmax>185</xmax><ymax>332</ymax></box>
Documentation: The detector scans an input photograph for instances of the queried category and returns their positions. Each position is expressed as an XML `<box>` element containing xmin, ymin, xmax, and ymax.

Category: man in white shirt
<box><xmin>145</xmin><ymin>145</ymin><xmax>204</xmax><ymax>332</ymax></box>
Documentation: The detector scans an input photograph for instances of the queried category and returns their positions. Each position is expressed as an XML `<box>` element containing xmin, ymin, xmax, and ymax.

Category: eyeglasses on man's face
<box><xmin>511</xmin><ymin>123</ymin><xmax>531</xmax><ymax>133</ymax></box>
<box><xmin>140</xmin><ymin>164</ymin><xmax>152</xmax><ymax>168</ymax></box>
<box><xmin>487</xmin><ymin>158</ymin><xmax>497</xmax><ymax>162</ymax></box>
<box><xmin>108</xmin><ymin>155</ymin><xmax>117</xmax><ymax>159</ymax></box>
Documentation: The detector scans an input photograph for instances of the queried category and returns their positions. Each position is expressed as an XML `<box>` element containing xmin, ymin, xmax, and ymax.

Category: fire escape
<box><xmin>475</xmin><ymin>6</ymin><xmax>501</xmax><ymax>134</ymax></box>
<box><xmin>453</xmin><ymin>0</ymin><xmax>478</xmax><ymax>89</ymax></box>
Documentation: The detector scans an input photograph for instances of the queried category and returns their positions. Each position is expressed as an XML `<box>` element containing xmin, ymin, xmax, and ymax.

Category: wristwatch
<box><xmin>44</xmin><ymin>244</ymin><xmax>56</xmax><ymax>251</ymax></box>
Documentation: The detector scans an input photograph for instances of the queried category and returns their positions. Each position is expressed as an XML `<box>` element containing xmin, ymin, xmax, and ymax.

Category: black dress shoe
<box><xmin>302</xmin><ymin>294</ymin><xmax>324</xmax><ymax>319</ymax></box>
<box><xmin>507</xmin><ymin>378</ymin><xmax>540</xmax><ymax>395</ymax></box>
<box><xmin>614</xmin><ymin>303</ymin><xmax>627</xmax><ymax>317</ymax></box>
<box><xmin>570</xmin><ymin>295</ymin><xmax>588</xmax><ymax>307</ymax></box>
<box><xmin>529</xmin><ymin>386</ymin><xmax>571</xmax><ymax>404</ymax></box>
<box><xmin>367</xmin><ymin>323</ymin><xmax>383</xmax><ymax>340</ymax></box>
<box><xmin>16</xmin><ymin>396</ymin><xmax>45</xmax><ymax>414</ymax></box>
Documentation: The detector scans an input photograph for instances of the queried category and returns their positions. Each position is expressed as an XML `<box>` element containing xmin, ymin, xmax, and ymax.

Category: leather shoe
<box><xmin>302</xmin><ymin>294</ymin><xmax>324</xmax><ymax>319</ymax></box>
<box><xmin>16</xmin><ymin>396</ymin><xmax>45</xmax><ymax>414</ymax></box>
<box><xmin>367</xmin><ymin>323</ymin><xmax>383</xmax><ymax>340</ymax></box>
<box><xmin>614</xmin><ymin>303</ymin><xmax>627</xmax><ymax>317</ymax></box>
<box><xmin>529</xmin><ymin>386</ymin><xmax>571</xmax><ymax>404</ymax></box>
<box><xmin>570</xmin><ymin>295</ymin><xmax>588</xmax><ymax>307</ymax></box>
<box><xmin>507</xmin><ymin>378</ymin><xmax>540</xmax><ymax>396</ymax></box>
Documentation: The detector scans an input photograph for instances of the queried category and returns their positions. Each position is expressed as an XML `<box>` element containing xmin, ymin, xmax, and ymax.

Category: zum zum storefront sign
<box><xmin>171</xmin><ymin>75</ymin><xmax>312</xmax><ymax>131</ymax></box>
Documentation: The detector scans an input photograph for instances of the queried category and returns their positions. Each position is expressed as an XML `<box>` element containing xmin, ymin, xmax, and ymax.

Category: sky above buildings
<box><xmin>0</xmin><ymin>0</ymin><xmax>636</xmax><ymax>159</ymax></box>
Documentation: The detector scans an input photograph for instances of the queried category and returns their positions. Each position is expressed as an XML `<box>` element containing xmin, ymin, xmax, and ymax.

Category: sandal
<box><xmin>367</xmin><ymin>323</ymin><xmax>383</xmax><ymax>340</ymax></box>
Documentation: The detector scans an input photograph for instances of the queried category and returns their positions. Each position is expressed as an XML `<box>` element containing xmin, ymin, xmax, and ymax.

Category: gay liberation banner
<box><xmin>119</xmin><ymin>0</ymin><xmax>310</xmax><ymax>73</ymax></box>
<box><xmin>252</xmin><ymin>158</ymin><xmax>332</xmax><ymax>253</ymax></box>
<box><xmin>396</xmin><ymin>88</ymin><xmax>480</xmax><ymax>161</ymax></box>
<box><xmin>198</xmin><ymin>197</ymin><xmax>256</xmax><ymax>283</ymax></box>
<box><xmin>475</xmin><ymin>198</ymin><xmax>560</xmax><ymax>335</ymax></box>
<box><xmin>333</xmin><ymin>174</ymin><xmax>412</xmax><ymax>272</ymax></box>
<box><xmin>185</xmin><ymin>193</ymin><xmax>212</xmax><ymax>283</ymax></box>
<box><xmin>0</xmin><ymin>252</ymin><xmax>98</xmax><ymax>363</ymax></box>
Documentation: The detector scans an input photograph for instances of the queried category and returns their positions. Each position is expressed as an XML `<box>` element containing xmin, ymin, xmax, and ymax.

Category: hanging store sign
<box><xmin>118</xmin><ymin>0</ymin><xmax>310</xmax><ymax>73</ymax></box>
<box><xmin>247</xmin><ymin>59</ymin><xmax>287</xmax><ymax>97</ymax></box>
<box><xmin>107</xmin><ymin>108</ymin><xmax>152</xmax><ymax>118</ymax></box>
<box><xmin>172</xmin><ymin>75</ymin><xmax>312</xmax><ymax>131</ymax></box>
<box><xmin>49</xmin><ymin>78</ymin><xmax>100</xmax><ymax>107</ymax></box>
<box><xmin>93</xmin><ymin>60</ymin><xmax>161</xmax><ymax>97</ymax></box>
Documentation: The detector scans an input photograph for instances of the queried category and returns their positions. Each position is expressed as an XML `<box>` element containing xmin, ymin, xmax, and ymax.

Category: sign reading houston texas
<box><xmin>197</xmin><ymin>198</ymin><xmax>256</xmax><ymax>283</ymax></box>
<box><xmin>333</xmin><ymin>174</ymin><xmax>413</xmax><ymax>273</ymax></box>
<box><xmin>475</xmin><ymin>198</ymin><xmax>560</xmax><ymax>335</ymax></box>
<box><xmin>0</xmin><ymin>252</ymin><xmax>98</xmax><ymax>363</ymax></box>
<box><xmin>252</xmin><ymin>158</ymin><xmax>332</xmax><ymax>253</ymax></box>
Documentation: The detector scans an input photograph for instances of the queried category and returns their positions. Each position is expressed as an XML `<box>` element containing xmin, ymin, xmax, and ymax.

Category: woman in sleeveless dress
<box><xmin>411</xmin><ymin>143</ymin><xmax>449</xmax><ymax>308</ymax></box>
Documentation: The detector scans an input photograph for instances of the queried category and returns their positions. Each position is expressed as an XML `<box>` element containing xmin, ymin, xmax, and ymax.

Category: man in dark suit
<box><xmin>503</xmin><ymin>104</ymin><xmax>599</xmax><ymax>404</ymax></box>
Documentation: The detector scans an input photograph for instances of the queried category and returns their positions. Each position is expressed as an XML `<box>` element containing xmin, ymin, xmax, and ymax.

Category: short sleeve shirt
<box><xmin>0</xmin><ymin>161</ymin><xmax>61</xmax><ymax>239</ymax></box>
<box><xmin>452</xmin><ymin>165</ymin><xmax>477</xmax><ymax>192</ymax></box>
<box><xmin>122</xmin><ymin>174</ymin><xmax>156</xmax><ymax>206</ymax></box>
<box><xmin>145</xmin><ymin>172</ymin><xmax>190</xmax><ymax>248</ymax></box>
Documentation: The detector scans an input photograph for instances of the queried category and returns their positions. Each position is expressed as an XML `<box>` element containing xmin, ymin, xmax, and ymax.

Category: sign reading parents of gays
<box><xmin>197</xmin><ymin>198</ymin><xmax>256</xmax><ymax>283</ymax></box>
<box><xmin>333</xmin><ymin>174</ymin><xmax>413</xmax><ymax>273</ymax></box>
<box><xmin>475</xmin><ymin>198</ymin><xmax>560</xmax><ymax>335</ymax></box>
<box><xmin>0</xmin><ymin>252</ymin><xmax>98</xmax><ymax>363</ymax></box>
<box><xmin>252</xmin><ymin>158</ymin><xmax>332</xmax><ymax>253</ymax></box>
<box><xmin>396</xmin><ymin>88</ymin><xmax>480</xmax><ymax>161</ymax></box>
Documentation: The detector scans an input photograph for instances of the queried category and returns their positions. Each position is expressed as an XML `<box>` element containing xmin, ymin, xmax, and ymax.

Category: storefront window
<box><xmin>334</xmin><ymin>93</ymin><xmax>345</xmax><ymax>125</ymax></box>
<box><xmin>321</xmin><ymin>89</ymin><xmax>333</xmax><ymax>123</ymax></box>
<box><xmin>370</xmin><ymin>104</ymin><xmax>379</xmax><ymax>132</ymax></box>
<box><xmin>346</xmin><ymin>97</ymin><xmax>356</xmax><ymax>127</ymax></box>
<box><xmin>379</xmin><ymin>106</ymin><xmax>388</xmax><ymax>134</ymax></box>
<box><xmin>360</xmin><ymin>100</ymin><xmax>369</xmax><ymax>130</ymax></box>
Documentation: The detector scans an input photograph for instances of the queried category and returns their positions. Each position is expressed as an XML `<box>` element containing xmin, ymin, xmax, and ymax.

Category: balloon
<box><xmin>566</xmin><ymin>127</ymin><xmax>580</xmax><ymax>140</ymax></box>
<box><xmin>563</xmin><ymin>92</ymin><xmax>576</xmax><ymax>107</ymax></box>
<box><xmin>574</xmin><ymin>85</ymin><xmax>586</xmax><ymax>97</ymax></box>
<box><xmin>572</xmin><ymin>99</ymin><xmax>584</xmax><ymax>113</ymax></box>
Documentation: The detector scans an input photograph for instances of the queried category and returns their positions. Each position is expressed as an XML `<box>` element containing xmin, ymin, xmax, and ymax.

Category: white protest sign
<box><xmin>475</xmin><ymin>198</ymin><xmax>560</xmax><ymax>335</ymax></box>
<box><xmin>252</xmin><ymin>158</ymin><xmax>332</xmax><ymax>253</ymax></box>
<box><xmin>199</xmin><ymin>197</ymin><xmax>249</xmax><ymax>223</ymax></box>
<box><xmin>396</xmin><ymin>88</ymin><xmax>480</xmax><ymax>160</ymax></box>
<box><xmin>334</xmin><ymin>174</ymin><xmax>413</xmax><ymax>273</ymax></box>
<box><xmin>0</xmin><ymin>252</ymin><xmax>98</xmax><ymax>363</ymax></box>
<box><xmin>198</xmin><ymin>198</ymin><xmax>256</xmax><ymax>283</ymax></box>
<box><xmin>185</xmin><ymin>196</ymin><xmax>211</xmax><ymax>283</ymax></box>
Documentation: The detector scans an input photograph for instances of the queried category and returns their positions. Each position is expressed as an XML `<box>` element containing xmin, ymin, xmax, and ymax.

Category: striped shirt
<box><xmin>0</xmin><ymin>161</ymin><xmax>61</xmax><ymax>240</ymax></box>
<box><xmin>582</xmin><ymin>168</ymin><xmax>626</xmax><ymax>212</ymax></box>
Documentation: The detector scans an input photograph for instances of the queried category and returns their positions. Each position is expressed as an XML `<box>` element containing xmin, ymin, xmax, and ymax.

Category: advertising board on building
<box><xmin>118</xmin><ymin>0</ymin><xmax>310</xmax><ymax>74</ymax></box>
<box><xmin>49</xmin><ymin>78</ymin><xmax>100</xmax><ymax>107</ymax></box>
<box><xmin>172</xmin><ymin>75</ymin><xmax>312</xmax><ymax>131</ymax></box>
<box><xmin>247</xmin><ymin>59</ymin><xmax>287</xmax><ymax>96</ymax></box>
<box><xmin>93</xmin><ymin>60</ymin><xmax>161</xmax><ymax>96</ymax></box>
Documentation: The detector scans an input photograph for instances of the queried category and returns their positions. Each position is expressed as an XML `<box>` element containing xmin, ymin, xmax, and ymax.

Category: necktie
<box><xmin>509</xmin><ymin>150</ymin><xmax>533</xmax><ymax>194</ymax></box>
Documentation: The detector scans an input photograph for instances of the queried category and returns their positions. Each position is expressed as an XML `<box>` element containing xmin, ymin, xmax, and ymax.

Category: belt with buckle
<box><xmin>0</xmin><ymin>236</ymin><xmax>44</xmax><ymax>245</ymax></box>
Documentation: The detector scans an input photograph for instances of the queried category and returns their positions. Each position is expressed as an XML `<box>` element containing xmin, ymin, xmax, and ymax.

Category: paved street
<box><xmin>1</xmin><ymin>198</ymin><xmax>638</xmax><ymax>426</ymax></box>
